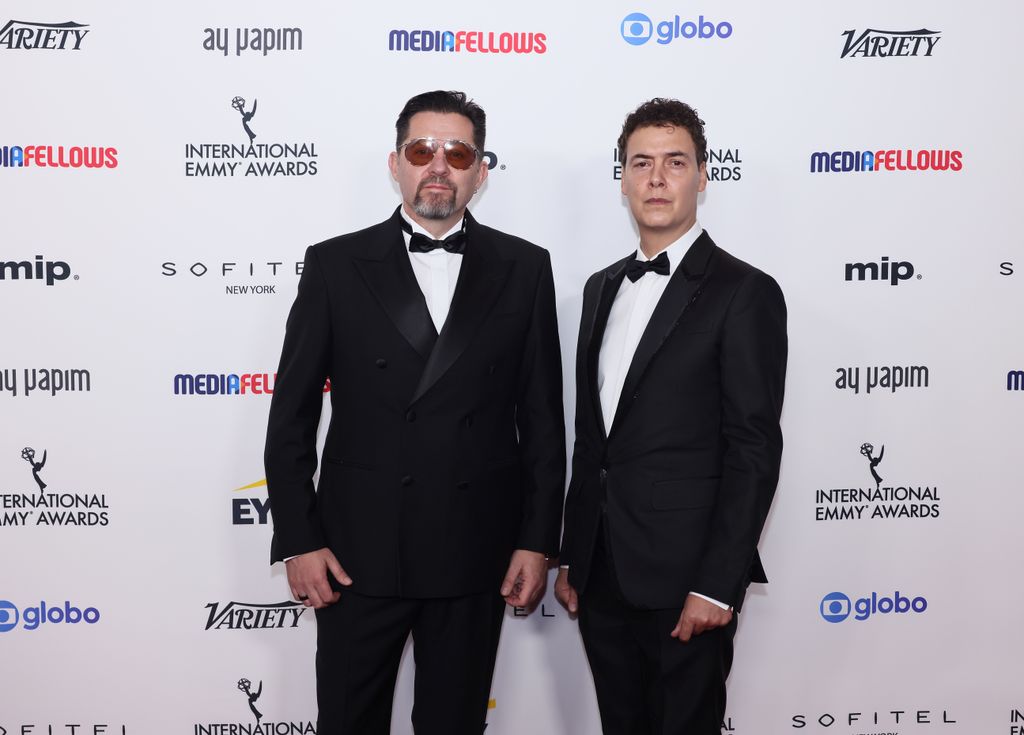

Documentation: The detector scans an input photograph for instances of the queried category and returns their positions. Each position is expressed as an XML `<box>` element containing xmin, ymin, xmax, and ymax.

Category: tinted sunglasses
<box><xmin>399</xmin><ymin>137</ymin><xmax>480</xmax><ymax>170</ymax></box>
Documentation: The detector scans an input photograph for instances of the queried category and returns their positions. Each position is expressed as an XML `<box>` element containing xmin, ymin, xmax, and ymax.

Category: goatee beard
<box><xmin>413</xmin><ymin>177</ymin><xmax>458</xmax><ymax>220</ymax></box>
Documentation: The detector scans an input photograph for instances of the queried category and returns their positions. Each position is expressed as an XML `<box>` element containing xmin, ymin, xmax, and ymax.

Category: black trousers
<box><xmin>314</xmin><ymin>588</ymin><xmax>506</xmax><ymax>735</ymax></box>
<box><xmin>578</xmin><ymin>527</ymin><xmax>737</xmax><ymax>735</ymax></box>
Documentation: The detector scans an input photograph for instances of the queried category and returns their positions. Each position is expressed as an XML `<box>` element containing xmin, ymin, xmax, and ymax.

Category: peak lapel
<box><xmin>608</xmin><ymin>232</ymin><xmax>716</xmax><ymax>437</ymax></box>
<box><xmin>352</xmin><ymin>209</ymin><xmax>438</xmax><ymax>360</ymax></box>
<box><xmin>409</xmin><ymin>214</ymin><xmax>512</xmax><ymax>406</ymax></box>
<box><xmin>586</xmin><ymin>256</ymin><xmax>632</xmax><ymax>441</ymax></box>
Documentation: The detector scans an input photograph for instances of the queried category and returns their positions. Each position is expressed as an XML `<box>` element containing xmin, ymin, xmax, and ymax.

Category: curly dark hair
<box><xmin>395</xmin><ymin>90</ymin><xmax>486</xmax><ymax>152</ymax></box>
<box><xmin>617</xmin><ymin>98</ymin><xmax>707</xmax><ymax>166</ymax></box>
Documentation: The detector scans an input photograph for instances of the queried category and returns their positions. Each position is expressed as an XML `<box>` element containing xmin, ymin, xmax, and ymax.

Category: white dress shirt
<box><xmin>594</xmin><ymin>220</ymin><xmax>730</xmax><ymax>611</ymax></box>
<box><xmin>400</xmin><ymin>207</ymin><xmax>464</xmax><ymax>333</ymax></box>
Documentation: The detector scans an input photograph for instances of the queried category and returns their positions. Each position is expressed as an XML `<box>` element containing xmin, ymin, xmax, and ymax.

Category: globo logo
<box><xmin>820</xmin><ymin>591</ymin><xmax>927</xmax><ymax>623</ymax></box>
<box><xmin>0</xmin><ymin>599</ymin><xmax>100</xmax><ymax>632</ymax></box>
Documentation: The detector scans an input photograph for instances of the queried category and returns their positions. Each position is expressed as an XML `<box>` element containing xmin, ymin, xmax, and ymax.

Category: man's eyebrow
<box><xmin>628</xmin><ymin>151</ymin><xmax>692</xmax><ymax>162</ymax></box>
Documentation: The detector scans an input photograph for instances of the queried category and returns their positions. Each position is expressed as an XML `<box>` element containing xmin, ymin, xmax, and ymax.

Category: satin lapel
<box><xmin>352</xmin><ymin>209</ymin><xmax>437</xmax><ymax>360</ymax></box>
<box><xmin>409</xmin><ymin>217</ymin><xmax>512</xmax><ymax>406</ymax></box>
<box><xmin>608</xmin><ymin>232</ymin><xmax>716</xmax><ymax>438</ymax></box>
<box><xmin>587</xmin><ymin>257</ymin><xmax>631</xmax><ymax>442</ymax></box>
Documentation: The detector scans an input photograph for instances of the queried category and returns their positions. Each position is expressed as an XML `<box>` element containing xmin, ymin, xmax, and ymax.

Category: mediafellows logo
<box><xmin>0</xmin><ymin>20</ymin><xmax>89</xmax><ymax>50</ymax></box>
<box><xmin>183</xmin><ymin>96</ymin><xmax>318</xmax><ymax>178</ymax></box>
<box><xmin>0</xmin><ymin>599</ymin><xmax>100</xmax><ymax>632</ymax></box>
<box><xmin>840</xmin><ymin>28</ymin><xmax>940</xmax><ymax>58</ymax></box>
<box><xmin>174</xmin><ymin>373</ymin><xmax>277</xmax><ymax>396</ymax></box>
<box><xmin>0</xmin><ymin>146</ymin><xmax>116</xmax><ymax>169</ymax></box>
<box><xmin>388</xmin><ymin>27</ymin><xmax>546</xmax><ymax>54</ymax></box>
<box><xmin>620</xmin><ymin>12</ymin><xmax>732</xmax><ymax>46</ymax></box>
<box><xmin>810</xmin><ymin>148</ymin><xmax>962</xmax><ymax>173</ymax></box>
<box><xmin>819</xmin><ymin>590</ymin><xmax>927</xmax><ymax>623</ymax></box>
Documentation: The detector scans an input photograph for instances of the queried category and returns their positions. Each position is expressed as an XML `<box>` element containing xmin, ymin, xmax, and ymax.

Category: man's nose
<box><xmin>427</xmin><ymin>146</ymin><xmax>451</xmax><ymax>175</ymax></box>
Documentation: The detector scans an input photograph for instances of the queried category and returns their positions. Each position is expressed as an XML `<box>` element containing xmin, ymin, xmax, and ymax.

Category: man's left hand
<box><xmin>500</xmin><ymin>549</ymin><xmax>547</xmax><ymax>609</ymax></box>
<box><xmin>671</xmin><ymin>593</ymin><xmax>733</xmax><ymax>642</ymax></box>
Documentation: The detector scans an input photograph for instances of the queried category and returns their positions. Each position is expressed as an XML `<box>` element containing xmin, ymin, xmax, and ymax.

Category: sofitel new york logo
<box><xmin>814</xmin><ymin>442</ymin><xmax>940</xmax><ymax>521</ymax></box>
<box><xmin>183</xmin><ymin>96</ymin><xmax>318</xmax><ymax>177</ymax></box>
<box><xmin>0</xmin><ymin>20</ymin><xmax>89</xmax><ymax>50</ymax></box>
<box><xmin>0</xmin><ymin>447</ymin><xmax>110</xmax><ymax>527</ymax></box>
<box><xmin>192</xmin><ymin>678</ymin><xmax>315</xmax><ymax>734</ymax></box>
<box><xmin>840</xmin><ymin>28</ymin><xmax>941</xmax><ymax>58</ymax></box>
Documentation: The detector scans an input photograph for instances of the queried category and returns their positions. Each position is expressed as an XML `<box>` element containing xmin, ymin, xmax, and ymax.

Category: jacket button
<box><xmin>464</xmin><ymin>415</ymin><xmax>473</xmax><ymax>428</ymax></box>
<box><xmin>488</xmin><ymin>365</ymin><xmax>496</xmax><ymax>375</ymax></box>
<box><xmin>376</xmin><ymin>358</ymin><xmax>387</xmax><ymax>368</ymax></box>
<box><xmin>401</xmin><ymin>475</ymin><xmax>414</xmax><ymax>486</ymax></box>
<box><xmin>406</xmin><ymin>410</ymin><xmax>417</xmax><ymax>423</ymax></box>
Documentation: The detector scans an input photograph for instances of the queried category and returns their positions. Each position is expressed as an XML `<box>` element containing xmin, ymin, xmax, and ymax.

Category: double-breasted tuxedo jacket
<box><xmin>265</xmin><ymin>208</ymin><xmax>565</xmax><ymax>599</ymax></box>
<box><xmin>560</xmin><ymin>231</ymin><xmax>787</xmax><ymax>611</ymax></box>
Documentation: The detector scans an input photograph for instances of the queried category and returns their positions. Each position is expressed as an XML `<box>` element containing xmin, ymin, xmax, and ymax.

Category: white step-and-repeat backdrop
<box><xmin>2</xmin><ymin>1</ymin><xmax>1021</xmax><ymax>733</ymax></box>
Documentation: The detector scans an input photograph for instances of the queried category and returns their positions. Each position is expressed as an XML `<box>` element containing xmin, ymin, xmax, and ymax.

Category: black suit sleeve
<box><xmin>264</xmin><ymin>245</ymin><xmax>331</xmax><ymax>563</ymax></box>
<box><xmin>693</xmin><ymin>270</ymin><xmax>787</xmax><ymax>606</ymax></box>
<box><xmin>513</xmin><ymin>251</ymin><xmax>566</xmax><ymax>557</ymax></box>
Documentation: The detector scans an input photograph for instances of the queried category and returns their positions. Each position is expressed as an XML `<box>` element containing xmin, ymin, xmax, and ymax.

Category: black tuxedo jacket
<box><xmin>265</xmin><ymin>208</ymin><xmax>565</xmax><ymax>598</ymax></box>
<box><xmin>560</xmin><ymin>231</ymin><xmax>786</xmax><ymax>611</ymax></box>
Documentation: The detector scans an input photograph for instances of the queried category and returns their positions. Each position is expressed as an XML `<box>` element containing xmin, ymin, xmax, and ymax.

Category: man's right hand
<box><xmin>286</xmin><ymin>548</ymin><xmax>352</xmax><ymax>608</ymax></box>
<box><xmin>554</xmin><ymin>567</ymin><xmax>578</xmax><ymax>614</ymax></box>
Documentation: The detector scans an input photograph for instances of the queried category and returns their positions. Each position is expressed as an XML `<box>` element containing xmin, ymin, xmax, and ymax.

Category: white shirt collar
<box><xmin>399</xmin><ymin>206</ymin><xmax>464</xmax><ymax>242</ymax></box>
<box><xmin>634</xmin><ymin>219</ymin><xmax>703</xmax><ymax>275</ymax></box>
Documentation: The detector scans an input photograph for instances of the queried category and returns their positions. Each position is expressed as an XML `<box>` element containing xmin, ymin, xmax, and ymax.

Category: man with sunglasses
<box><xmin>556</xmin><ymin>99</ymin><xmax>787</xmax><ymax>734</ymax></box>
<box><xmin>265</xmin><ymin>90</ymin><xmax>565</xmax><ymax>735</ymax></box>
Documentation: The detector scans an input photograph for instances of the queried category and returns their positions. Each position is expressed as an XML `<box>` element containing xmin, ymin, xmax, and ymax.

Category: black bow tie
<box><xmin>625</xmin><ymin>251</ymin><xmax>670</xmax><ymax>282</ymax></box>
<box><xmin>401</xmin><ymin>218</ymin><xmax>467</xmax><ymax>254</ymax></box>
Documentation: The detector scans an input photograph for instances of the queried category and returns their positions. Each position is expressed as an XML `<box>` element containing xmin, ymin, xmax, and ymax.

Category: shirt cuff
<box><xmin>690</xmin><ymin>592</ymin><xmax>732</xmax><ymax>611</ymax></box>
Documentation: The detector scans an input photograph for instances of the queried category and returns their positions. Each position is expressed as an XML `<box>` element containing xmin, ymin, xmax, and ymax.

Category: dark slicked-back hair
<box><xmin>617</xmin><ymin>98</ymin><xmax>708</xmax><ymax>166</ymax></box>
<box><xmin>395</xmin><ymin>90</ymin><xmax>486</xmax><ymax>152</ymax></box>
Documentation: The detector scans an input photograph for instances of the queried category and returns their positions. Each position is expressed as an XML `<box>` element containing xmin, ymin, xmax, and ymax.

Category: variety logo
<box><xmin>183</xmin><ymin>96</ymin><xmax>318</xmax><ymax>178</ymax></box>
<box><xmin>1</xmin><ymin>447</ymin><xmax>111</xmax><ymax>527</ymax></box>
<box><xmin>792</xmin><ymin>709</ymin><xmax>956</xmax><ymax>728</ymax></box>
<box><xmin>1</xmin><ymin>368</ymin><xmax>91</xmax><ymax>398</ymax></box>
<box><xmin>845</xmin><ymin>256</ymin><xmax>920</xmax><ymax>285</ymax></box>
<box><xmin>0</xmin><ymin>599</ymin><xmax>100</xmax><ymax>632</ymax></box>
<box><xmin>204</xmin><ymin>601</ymin><xmax>308</xmax><ymax>630</ymax></box>
<box><xmin>0</xmin><ymin>20</ymin><xmax>89</xmax><ymax>50</ymax></box>
<box><xmin>0</xmin><ymin>256</ymin><xmax>76</xmax><ymax>285</ymax></box>
<box><xmin>192</xmin><ymin>678</ymin><xmax>315</xmax><ymax>734</ymax></box>
<box><xmin>388</xmin><ymin>27</ymin><xmax>546</xmax><ymax>54</ymax></box>
<box><xmin>810</xmin><ymin>148</ymin><xmax>962</xmax><ymax>173</ymax></box>
<box><xmin>835</xmin><ymin>364</ymin><xmax>929</xmax><ymax>395</ymax></box>
<box><xmin>203</xmin><ymin>26</ymin><xmax>302</xmax><ymax>56</ymax></box>
<box><xmin>819</xmin><ymin>590</ymin><xmax>927</xmax><ymax>623</ymax></box>
<box><xmin>232</xmin><ymin>479</ymin><xmax>270</xmax><ymax>526</ymax></box>
<box><xmin>620</xmin><ymin>12</ymin><xmax>732</xmax><ymax>46</ymax></box>
<box><xmin>612</xmin><ymin>146</ymin><xmax>740</xmax><ymax>181</ymax></box>
<box><xmin>840</xmin><ymin>28</ymin><xmax>941</xmax><ymax>58</ymax></box>
<box><xmin>814</xmin><ymin>442</ymin><xmax>941</xmax><ymax>521</ymax></box>
<box><xmin>0</xmin><ymin>146</ymin><xmax>117</xmax><ymax>169</ymax></box>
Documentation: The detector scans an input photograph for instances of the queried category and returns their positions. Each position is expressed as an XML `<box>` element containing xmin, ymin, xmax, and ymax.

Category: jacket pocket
<box><xmin>650</xmin><ymin>478</ymin><xmax>718</xmax><ymax>510</ymax></box>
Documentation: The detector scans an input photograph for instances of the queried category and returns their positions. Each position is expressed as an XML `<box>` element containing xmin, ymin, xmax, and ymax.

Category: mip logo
<box><xmin>621</xmin><ymin>13</ymin><xmax>654</xmax><ymax>45</ymax></box>
<box><xmin>819</xmin><ymin>592</ymin><xmax>851</xmax><ymax>623</ymax></box>
<box><xmin>0</xmin><ymin>600</ymin><xmax>20</xmax><ymax>632</ymax></box>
